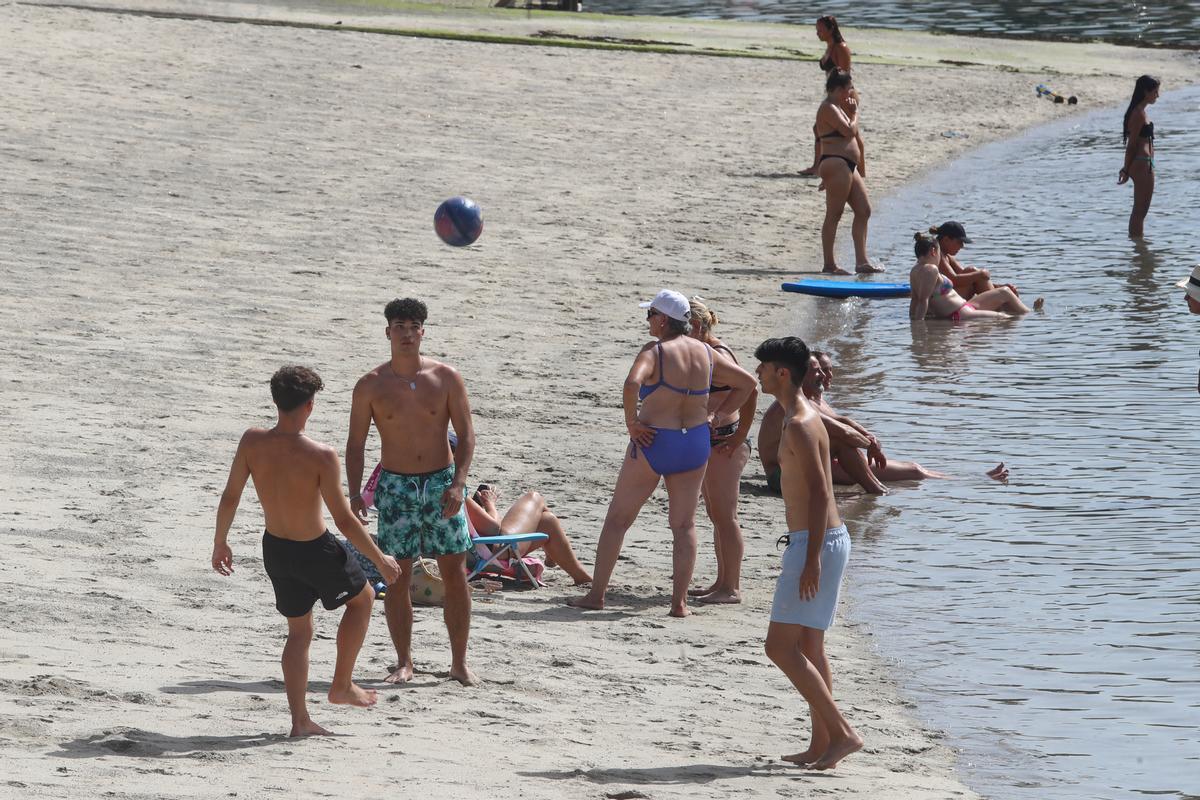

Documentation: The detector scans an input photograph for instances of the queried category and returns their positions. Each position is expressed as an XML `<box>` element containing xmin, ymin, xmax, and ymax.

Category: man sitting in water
<box><xmin>757</xmin><ymin>351</ymin><xmax>1008</xmax><ymax>493</ymax></box>
<box><xmin>212</xmin><ymin>366</ymin><xmax>401</xmax><ymax>737</ymax></box>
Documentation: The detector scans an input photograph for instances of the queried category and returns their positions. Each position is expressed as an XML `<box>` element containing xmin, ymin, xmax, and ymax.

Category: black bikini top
<box><xmin>819</xmin><ymin>54</ymin><xmax>835</xmax><ymax>72</ymax></box>
<box><xmin>1140</xmin><ymin>121</ymin><xmax>1155</xmax><ymax>140</ymax></box>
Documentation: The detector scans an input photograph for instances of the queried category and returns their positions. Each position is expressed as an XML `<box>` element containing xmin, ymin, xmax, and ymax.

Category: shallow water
<box><xmin>784</xmin><ymin>86</ymin><xmax>1200</xmax><ymax>799</ymax></box>
<box><xmin>585</xmin><ymin>0</ymin><xmax>1200</xmax><ymax>49</ymax></box>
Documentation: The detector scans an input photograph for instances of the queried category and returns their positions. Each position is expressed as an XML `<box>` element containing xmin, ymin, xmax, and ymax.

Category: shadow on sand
<box><xmin>53</xmin><ymin>727</ymin><xmax>291</xmax><ymax>759</ymax></box>
<box><xmin>519</xmin><ymin>762</ymin><xmax>802</xmax><ymax>785</ymax></box>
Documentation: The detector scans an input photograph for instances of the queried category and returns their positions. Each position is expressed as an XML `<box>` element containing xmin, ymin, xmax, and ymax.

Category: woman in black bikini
<box><xmin>815</xmin><ymin>70</ymin><xmax>879</xmax><ymax>274</ymax></box>
<box><xmin>800</xmin><ymin>16</ymin><xmax>852</xmax><ymax>177</ymax></box>
<box><xmin>685</xmin><ymin>298</ymin><xmax>757</xmax><ymax>606</ymax></box>
<box><xmin>1118</xmin><ymin>75</ymin><xmax>1160</xmax><ymax>239</ymax></box>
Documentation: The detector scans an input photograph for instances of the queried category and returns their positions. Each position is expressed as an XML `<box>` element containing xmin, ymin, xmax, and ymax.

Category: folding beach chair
<box><xmin>467</xmin><ymin>533</ymin><xmax>549</xmax><ymax>587</ymax></box>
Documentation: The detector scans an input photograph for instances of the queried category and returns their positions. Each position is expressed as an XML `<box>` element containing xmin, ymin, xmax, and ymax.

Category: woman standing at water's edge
<box><xmin>1118</xmin><ymin>75</ymin><xmax>1159</xmax><ymax>238</ymax></box>
<box><xmin>800</xmin><ymin>15</ymin><xmax>852</xmax><ymax>177</ymax></box>
<box><xmin>815</xmin><ymin>70</ymin><xmax>880</xmax><ymax>274</ymax></box>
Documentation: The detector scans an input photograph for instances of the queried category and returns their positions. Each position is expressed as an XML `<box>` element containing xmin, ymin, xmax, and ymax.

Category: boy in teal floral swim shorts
<box><xmin>375</xmin><ymin>465</ymin><xmax>472</xmax><ymax>559</ymax></box>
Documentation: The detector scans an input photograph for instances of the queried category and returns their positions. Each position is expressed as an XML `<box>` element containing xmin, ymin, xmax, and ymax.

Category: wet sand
<box><xmin>1</xmin><ymin>2</ymin><xmax>1195</xmax><ymax>797</ymax></box>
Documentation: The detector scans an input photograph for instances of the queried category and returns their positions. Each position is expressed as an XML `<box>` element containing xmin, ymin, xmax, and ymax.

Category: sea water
<box><xmin>786</xmin><ymin>86</ymin><xmax>1200</xmax><ymax>799</ymax></box>
<box><xmin>584</xmin><ymin>0</ymin><xmax>1200</xmax><ymax>49</ymax></box>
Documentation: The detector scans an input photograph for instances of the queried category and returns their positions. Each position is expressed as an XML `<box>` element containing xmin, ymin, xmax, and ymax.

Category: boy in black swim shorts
<box><xmin>213</xmin><ymin>366</ymin><xmax>400</xmax><ymax>737</ymax></box>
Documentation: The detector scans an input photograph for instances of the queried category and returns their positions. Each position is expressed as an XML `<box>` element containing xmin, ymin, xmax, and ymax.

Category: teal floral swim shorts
<box><xmin>375</xmin><ymin>465</ymin><xmax>471</xmax><ymax>560</ymax></box>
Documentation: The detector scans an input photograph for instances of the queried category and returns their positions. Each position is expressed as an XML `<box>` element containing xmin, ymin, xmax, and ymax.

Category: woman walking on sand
<box><xmin>569</xmin><ymin>290</ymin><xmax>756</xmax><ymax>618</ymax></box>
<box><xmin>685</xmin><ymin>298</ymin><xmax>757</xmax><ymax>605</ymax></box>
<box><xmin>815</xmin><ymin>70</ymin><xmax>880</xmax><ymax>274</ymax></box>
<box><xmin>800</xmin><ymin>16</ymin><xmax>852</xmax><ymax>177</ymax></box>
<box><xmin>1118</xmin><ymin>75</ymin><xmax>1160</xmax><ymax>238</ymax></box>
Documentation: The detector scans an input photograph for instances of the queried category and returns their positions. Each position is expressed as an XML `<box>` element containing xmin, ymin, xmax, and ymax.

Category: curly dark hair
<box><xmin>754</xmin><ymin>337</ymin><xmax>810</xmax><ymax>387</ymax></box>
<box><xmin>270</xmin><ymin>365</ymin><xmax>324</xmax><ymax>412</ymax></box>
<box><xmin>384</xmin><ymin>297</ymin><xmax>428</xmax><ymax>325</ymax></box>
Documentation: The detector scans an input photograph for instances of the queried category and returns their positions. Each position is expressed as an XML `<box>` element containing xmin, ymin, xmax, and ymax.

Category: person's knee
<box><xmin>286</xmin><ymin>615</ymin><xmax>315</xmax><ymax>641</ymax></box>
<box><xmin>523</xmin><ymin>490</ymin><xmax>545</xmax><ymax>509</ymax></box>
<box><xmin>764</xmin><ymin>630</ymin><xmax>792</xmax><ymax>663</ymax></box>
<box><xmin>347</xmin><ymin>584</ymin><xmax>374</xmax><ymax>611</ymax></box>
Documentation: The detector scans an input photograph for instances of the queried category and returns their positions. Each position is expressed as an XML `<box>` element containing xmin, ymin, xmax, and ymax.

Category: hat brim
<box><xmin>638</xmin><ymin>301</ymin><xmax>653</xmax><ymax>308</ymax></box>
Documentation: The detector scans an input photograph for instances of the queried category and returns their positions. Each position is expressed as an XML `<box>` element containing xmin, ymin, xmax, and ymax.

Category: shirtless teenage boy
<box><xmin>213</xmin><ymin>366</ymin><xmax>401</xmax><ymax>737</ymax></box>
<box><xmin>346</xmin><ymin>298</ymin><xmax>479</xmax><ymax>686</ymax></box>
<box><xmin>754</xmin><ymin>337</ymin><xmax>863</xmax><ymax>771</ymax></box>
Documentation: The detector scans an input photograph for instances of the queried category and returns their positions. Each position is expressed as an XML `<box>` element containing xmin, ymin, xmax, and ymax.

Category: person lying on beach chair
<box><xmin>465</xmin><ymin>485</ymin><xmax>592</xmax><ymax>585</ymax></box>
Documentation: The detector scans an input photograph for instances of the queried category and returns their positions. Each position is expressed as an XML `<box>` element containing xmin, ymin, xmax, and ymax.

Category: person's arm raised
<box><xmin>212</xmin><ymin>433</ymin><xmax>252</xmax><ymax>576</ymax></box>
<box><xmin>320</xmin><ymin>447</ymin><xmax>399</xmax><ymax>585</ymax></box>
<box><xmin>346</xmin><ymin>375</ymin><xmax>373</xmax><ymax>522</ymax></box>
<box><xmin>443</xmin><ymin>368</ymin><xmax>474</xmax><ymax>519</ymax></box>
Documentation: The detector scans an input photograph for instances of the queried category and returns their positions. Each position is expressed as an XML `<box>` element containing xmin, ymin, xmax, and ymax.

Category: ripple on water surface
<box><xmin>784</xmin><ymin>86</ymin><xmax>1200</xmax><ymax>800</ymax></box>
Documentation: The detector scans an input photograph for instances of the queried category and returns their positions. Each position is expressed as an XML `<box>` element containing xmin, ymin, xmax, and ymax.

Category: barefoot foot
<box><xmin>799</xmin><ymin>166</ymin><xmax>817</xmax><ymax>177</ymax></box>
<box><xmin>695</xmin><ymin>588</ymin><xmax>742</xmax><ymax>605</ymax></box>
<box><xmin>687</xmin><ymin>583</ymin><xmax>719</xmax><ymax>597</ymax></box>
<box><xmin>571</xmin><ymin>575</ymin><xmax>593</xmax><ymax>586</ymax></box>
<box><xmin>811</xmin><ymin>732</ymin><xmax>864</xmax><ymax>770</ymax></box>
<box><xmin>290</xmin><ymin>718</ymin><xmax>334</xmax><ymax>737</ymax></box>
<box><xmin>987</xmin><ymin>462</ymin><xmax>1009</xmax><ymax>482</ymax></box>
<box><xmin>384</xmin><ymin>662</ymin><xmax>414</xmax><ymax>684</ymax></box>
<box><xmin>855</xmin><ymin>262</ymin><xmax>885</xmax><ymax>274</ymax></box>
<box><xmin>822</xmin><ymin>264</ymin><xmax>851</xmax><ymax>276</ymax></box>
<box><xmin>449</xmin><ymin>664</ymin><xmax>481</xmax><ymax>687</ymax></box>
<box><xmin>1033</xmin><ymin>296</ymin><xmax>1045</xmax><ymax>311</ymax></box>
<box><xmin>668</xmin><ymin>604</ymin><xmax>693</xmax><ymax>618</ymax></box>
<box><xmin>567</xmin><ymin>593</ymin><xmax>605</xmax><ymax>610</ymax></box>
<box><xmin>328</xmin><ymin>682</ymin><xmax>378</xmax><ymax>708</ymax></box>
<box><xmin>781</xmin><ymin>747</ymin><xmax>821</xmax><ymax>765</ymax></box>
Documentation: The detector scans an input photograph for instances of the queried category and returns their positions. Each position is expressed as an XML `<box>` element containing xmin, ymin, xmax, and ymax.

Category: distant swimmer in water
<box><xmin>1118</xmin><ymin>75</ymin><xmax>1160</xmax><ymax>239</ymax></box>
<box><xmin>569</xmin><ymin>289</ymin><xmax>756</xmax><ymax>618</ymax></box>
<box><xmin>930</xmin><ymin>221</ymin><xmax>1026</xmax><ymax>303</ymax></box>
<box><xmin>799</xmin><ymin>16</ymin><xmax>854</xmax><ymax>177</ymax></box>
<box><xmin>909</xmin><ymin>232</ymin><xmax>1037</xmax><ymax>320</ymax></box>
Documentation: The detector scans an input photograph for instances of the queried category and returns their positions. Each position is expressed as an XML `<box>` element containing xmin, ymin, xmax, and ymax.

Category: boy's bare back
<box><xmin>238</xmin><ymin>428</ymin><xmax>339</xmax><ymax>541</ymax></box>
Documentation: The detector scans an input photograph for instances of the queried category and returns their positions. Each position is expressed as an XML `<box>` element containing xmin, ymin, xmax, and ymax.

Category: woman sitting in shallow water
<box><xmin>909</xmin><ymin>232</ymin><xmax>1037</xmax><ymax>320</ymax></box>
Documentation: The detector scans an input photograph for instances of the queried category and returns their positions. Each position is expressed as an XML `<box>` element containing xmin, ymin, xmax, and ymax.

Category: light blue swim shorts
<box><xmin>769</xmin><ymin>525</ymin><xmax>851</xmax><ymax>630</ymax></box>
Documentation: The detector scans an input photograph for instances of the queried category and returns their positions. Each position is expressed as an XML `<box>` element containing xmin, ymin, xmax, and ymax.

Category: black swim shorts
<box><xmin>261</xmin><ymin>530</ymin><xmax>367</xmax><ymax>618</ymax></box>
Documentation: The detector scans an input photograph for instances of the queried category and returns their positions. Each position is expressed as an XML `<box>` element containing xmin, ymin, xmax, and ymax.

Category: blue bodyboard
<box><xmin>782</xmin><ymin>280</ymin><xmax>911</xmax><ymax>299</ymax></box>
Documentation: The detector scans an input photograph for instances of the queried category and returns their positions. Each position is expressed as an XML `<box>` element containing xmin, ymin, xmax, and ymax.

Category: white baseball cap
<box><xmin>1176</xmin><ymin>265</ymin><xmax>1200</xmax><ymax>302</ymax></box>
<box><xmin>639</xmin><ymin>289</ymin><xmax>690</xmax><ymax>322</ymax></box>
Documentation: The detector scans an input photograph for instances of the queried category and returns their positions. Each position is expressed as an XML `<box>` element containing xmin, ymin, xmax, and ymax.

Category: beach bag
<box><xmin>409</xmin><ymin>557</ymin><xmax>445</xmax><ymax>606</ymax></box>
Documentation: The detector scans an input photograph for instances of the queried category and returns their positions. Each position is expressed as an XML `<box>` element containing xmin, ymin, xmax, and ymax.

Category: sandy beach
<box><xmin>1</xmin><ymin>2</ymin><xmax>1196</xmax><ymax>797</ymax></box>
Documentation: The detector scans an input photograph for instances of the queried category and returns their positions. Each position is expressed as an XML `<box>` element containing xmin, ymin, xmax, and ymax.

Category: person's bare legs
<box><xmin>765</xmin><ymin>622</ymin><xmax>862</xmax><ymax>769</ymax></box>
<box><xmin>382</xmin><ymin>559</ymin><xmax>415</xmax><ymax>684</ymax></box>
<box><xmin>663</xmin><ymin>462</ymin><xmax>707</xmax><ymax>618</ymax></box>
<box><xmin>830</xmin><ymin>445</ymin><xmax>887</xmax><ymax>494</ymax></box>
<box><xmin>1129</xmin><ymin>160</ymin><xmax>1154</xmax><ymax>238</ymax></box>
<box><xmin>971</xmin><ymin>286</ymin><xmax>1031</xmax><ymax>315</ymax></box>
<box><xmin>781</xmin><ymin>627</ymin><xmax>834</xmax><ymax>764</ymax></box>
<box><xmin>328</xmin><ymin>585</ymin><xmax>378</xmax><ymax>708</ymax></box>
<box><xmin>818</xmin><ymin>158</ymin><xmax>852</xmax><ymax>274</ymax></box>
<box><xmin>872</xmin><ymin>459</ymin><xmax>948</xmax><ymax>481</ymax></box>
<box><xmin>282</xmin><ymin>612</ymin><xmax>331</xmax><ymax>737</ymax></box>
<box><xmin>846</xmin><ymin>171</ymin><xmax>881</xmax><ymax>272</ymax></box>
<box><xmin>435</xmin><ymin>551</ymin><xmax>478</xmax><ymax>686</ymax></box>
<box><xmin>694</xmin><ymin>443</ymin><xmax>749</xmax><ymax>604</ymax></box>
<box><xmin>503</xmin><ymin>491</ymin><xmax>592</xmax><ymax>584</ymax></box>
<box><xmin>569</xmin><ymin>448</ymin><xmax>660</xmax><ymax>610</ymax></box>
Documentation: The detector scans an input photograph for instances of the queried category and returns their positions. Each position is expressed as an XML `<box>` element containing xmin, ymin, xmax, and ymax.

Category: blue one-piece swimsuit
<box><xmin>632</xmin><ymin>342</ymin><xmax>712</xmax><ymax>475</ymax></box>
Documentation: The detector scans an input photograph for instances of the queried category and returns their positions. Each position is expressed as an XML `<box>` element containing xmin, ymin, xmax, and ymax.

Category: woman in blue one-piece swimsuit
<box><xmin>570</xmin><ymin>289</ymin><xmax>756</xmax><ymax>618</ymax></box>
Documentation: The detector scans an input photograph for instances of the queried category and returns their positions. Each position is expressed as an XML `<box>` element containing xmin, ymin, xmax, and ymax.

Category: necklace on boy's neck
<box><xmin>390</xmin><ymin>358</ymin><xmax>421</xmax><ymax>389</ymax></box>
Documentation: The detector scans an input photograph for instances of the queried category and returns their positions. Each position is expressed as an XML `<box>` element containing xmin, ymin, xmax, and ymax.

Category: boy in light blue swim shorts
<box><xmin>755</xmin><ymin>336</ymin><xmax>863</xmax><ymax>771</ymax></box>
